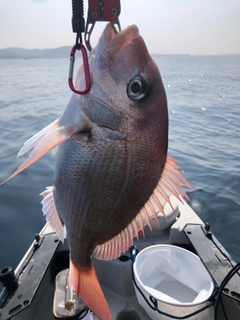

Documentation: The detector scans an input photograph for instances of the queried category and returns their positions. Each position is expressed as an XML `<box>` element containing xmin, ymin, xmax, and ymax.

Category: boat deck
<box><xmin>0</xmin><ymin>199</ymin><xmax>239</xmax><ymax>320</ymax></box>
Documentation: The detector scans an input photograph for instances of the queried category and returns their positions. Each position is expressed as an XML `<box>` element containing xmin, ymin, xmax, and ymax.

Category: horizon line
<box><xmin>0</xmin><ymin>46</ymin><xmax>239</xmax><ymax>57</ymax></box>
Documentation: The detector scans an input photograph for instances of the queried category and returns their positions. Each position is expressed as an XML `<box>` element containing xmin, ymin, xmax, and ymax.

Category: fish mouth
<box><xmin>101</xmin><ymin>23</ymin><xmax>140</xmax><ymax>57</ymax></box>
<box><xmin>103</xmin><ymin>23</ymin><xmax>140</xmax><ymax>45</ymax></box>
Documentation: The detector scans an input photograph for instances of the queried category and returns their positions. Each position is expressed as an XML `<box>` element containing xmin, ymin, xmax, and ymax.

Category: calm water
<box><xmin>0</xmin><ymin>55</ymin><xmax>239</xmax><ymax>274</ymax></box>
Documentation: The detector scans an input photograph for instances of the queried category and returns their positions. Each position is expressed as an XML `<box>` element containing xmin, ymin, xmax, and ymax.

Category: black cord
<box><xmin>214</xmin><ymin>262</ymin><xmax>240</xmax><ymax>320</ymax></box>
<box><xmin>71</xmin><ymin>0</ymin><xmax>85</xmax><ymax>33</ymax></box>
<box><xmin>71</xmin><ymin>0</ymin><xmax>85</xmax><ymax>46</ymax></box>
<box><xmin>78</xmin><ymin>307</ymin><xmax>89</xmax><ymax>319</ymax></box>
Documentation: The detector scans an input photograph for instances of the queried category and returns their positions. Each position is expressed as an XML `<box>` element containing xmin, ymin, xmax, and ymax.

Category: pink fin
<box><xmin>40</xmin><ymin>186</ymin><xmax>66</xmax><ymax>241</ymax></box>
<box><xmin>0</xmin><ymin>117</ymin><xmax>92</xmax><ymax>185</ymax></box>
<box><xmin>17</xmin><ymin>119</ymin><xmax>61</xmax><ymax>157</ymax></box>
<box><xmin>93</xmin><ymin>156</ymin><xmax>192</xmax><ymax>261</ymax></box>
<box><xmin>69</xmin><ymin>260</ymin><xmax>112</xmax><ymax>320</ymax></box>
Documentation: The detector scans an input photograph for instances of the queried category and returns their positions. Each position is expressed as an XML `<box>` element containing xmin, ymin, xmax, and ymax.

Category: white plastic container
<box><xmin>133</xmin><ymin>245</ymin><xmax>214</xmax><ymax>320</ymax></box>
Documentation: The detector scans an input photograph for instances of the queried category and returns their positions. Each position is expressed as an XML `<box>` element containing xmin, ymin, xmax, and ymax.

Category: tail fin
<box><xmin>69</xmin><ymin>260</ymin><xmax>112</xmax><ymax>320</ymax></box>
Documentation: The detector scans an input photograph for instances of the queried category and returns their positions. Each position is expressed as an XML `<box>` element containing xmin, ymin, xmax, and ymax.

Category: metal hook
<box><xmin>68</xmin><ymin>43</ymin><xmax>91</xmax><ymax>95</ymax></box>
<box><xmin>85</xmin><ymin>0</ymin><xmax>121</xmax><ymax>51</ymax></box>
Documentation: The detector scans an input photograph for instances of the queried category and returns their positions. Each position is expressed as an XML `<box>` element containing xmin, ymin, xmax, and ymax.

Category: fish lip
<box><xmin>103</xmin><ymin>23</ymin><xmax>140</xmax><ymax>48</ymax></box>
<box><xmin>89</xmin><ymin>24</ymin><xmax>141</xmax><ymax>60</ymax></box>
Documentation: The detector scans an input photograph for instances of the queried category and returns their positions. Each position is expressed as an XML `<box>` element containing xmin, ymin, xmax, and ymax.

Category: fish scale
<box><xmin>55</xmin><ymin>131</ymin><xmax>160</xmax><ymax>258</ymax></box>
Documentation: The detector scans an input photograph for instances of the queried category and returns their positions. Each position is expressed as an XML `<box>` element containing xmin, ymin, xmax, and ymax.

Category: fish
<box><xmin>1</xmin><ymin>23</ymin><xmax>192</xmax><ymax>319</ymax></box>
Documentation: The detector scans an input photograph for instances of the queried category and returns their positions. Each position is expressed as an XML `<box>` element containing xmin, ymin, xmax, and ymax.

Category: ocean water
<box><xmin>0</xmin><ymin>55</ymin><xmax>239</xmax><ymax>275</ymax></box>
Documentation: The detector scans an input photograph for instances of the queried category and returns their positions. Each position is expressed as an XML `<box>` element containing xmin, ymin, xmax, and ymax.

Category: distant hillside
<box><xmin>0</xmin><ymin>46</ymin><xmax>72</xmax><ymax>59</ymax></box>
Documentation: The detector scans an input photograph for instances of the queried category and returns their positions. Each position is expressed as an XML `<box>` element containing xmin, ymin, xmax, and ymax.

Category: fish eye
<box><xmin>127</xmin><ymin>76</ymin><xmax>147</xmax><ymax>100</ymax></box>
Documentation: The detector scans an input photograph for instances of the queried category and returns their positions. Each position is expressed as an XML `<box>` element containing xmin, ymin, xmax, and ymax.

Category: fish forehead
<box><xmin>75</xmin><ymin>24</ymin><xmax>167</xmax><ymax>137</ymax></box>
<box><xmin>77</xmin><ymin>32</ymin><xmax>149</xmax><ymax>107</ymax></box>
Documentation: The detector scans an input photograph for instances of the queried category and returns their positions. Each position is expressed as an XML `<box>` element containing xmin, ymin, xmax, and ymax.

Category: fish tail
<box><xmin>69</xmin><ymin>260</ymin><xmax>112</xmax><ymax>320</ymax></box>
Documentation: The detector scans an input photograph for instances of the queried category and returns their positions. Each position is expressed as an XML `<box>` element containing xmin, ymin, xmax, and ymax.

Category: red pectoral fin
<box><xmin>1</xmin><ymin>117</ymin><xmax>92</xmax><ymax>185</ymax></box>
<box><xmin>40</xmin><ymin>186</ymin><xmax>66</xmax><ymax>242</ymax></box>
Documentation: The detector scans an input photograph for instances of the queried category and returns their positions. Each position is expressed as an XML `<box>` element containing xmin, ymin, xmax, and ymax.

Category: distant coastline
<box><xmin>0</xmin><ymin>47</ymin><xmax>190</xmax><ymax>59</ymax></box>
<box><xmin>0</xmin><ymin>47</ymin><xmax>72</xmax><ymax>59</ymax></box>
<box><xmin>0</xmin><ymin>47</ymin><xmax>239</xmax><ymax>59</ymax></box>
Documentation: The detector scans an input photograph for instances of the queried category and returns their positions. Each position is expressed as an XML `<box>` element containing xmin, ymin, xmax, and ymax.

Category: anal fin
<box><xmin>93</xmin><ymin>156</ymin><xmax>192</xmax><ymax>261</ymax></box>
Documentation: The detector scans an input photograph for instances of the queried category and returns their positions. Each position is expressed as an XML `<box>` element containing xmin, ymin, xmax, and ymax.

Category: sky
<box><xmin>0</xmin><ymin>0</ymin><xmax>239</xmax><ymax>55</ymax></box>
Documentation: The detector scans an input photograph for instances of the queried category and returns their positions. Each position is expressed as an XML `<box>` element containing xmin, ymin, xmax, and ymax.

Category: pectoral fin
<box><xmin>40</xmin><ymin>186</ymin><xmax>66</xmax><ymax>241</ymax></box>
<box><xmin>1</xmin><ymin>116</ymin><xmax>92</xmax><ymax>185</ymax></box>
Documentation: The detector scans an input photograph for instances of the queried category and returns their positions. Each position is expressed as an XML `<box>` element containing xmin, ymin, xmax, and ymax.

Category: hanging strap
<box><xmin>69</xmin><ymin>0</ymin><xmax>91</xmax><ymax>94</ymax></box>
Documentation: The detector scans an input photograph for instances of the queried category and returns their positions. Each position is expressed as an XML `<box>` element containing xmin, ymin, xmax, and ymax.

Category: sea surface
<box><xmin>0</xmin><ymin>55</ymin><xmax>239</xmax><ymax>276</ymax></box>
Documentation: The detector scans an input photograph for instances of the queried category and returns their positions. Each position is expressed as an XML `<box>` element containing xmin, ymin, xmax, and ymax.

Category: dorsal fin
<box><xmin>93</xmin><ymin>156</ymin><xmax>192</xmax><ymax>260</ymax></box>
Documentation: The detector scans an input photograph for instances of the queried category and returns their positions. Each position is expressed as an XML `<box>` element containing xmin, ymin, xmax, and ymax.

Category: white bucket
<box><xmin>133</xmin><ymin>245</ymin><xmax>214</xmax><ymax>320</ymax></box>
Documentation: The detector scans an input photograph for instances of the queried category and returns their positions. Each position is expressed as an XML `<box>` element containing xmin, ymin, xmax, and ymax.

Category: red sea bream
<box><xmin>2</xmin><ymin>24</ymin><xmax>191</xmax><ymax>319</ymax></box>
